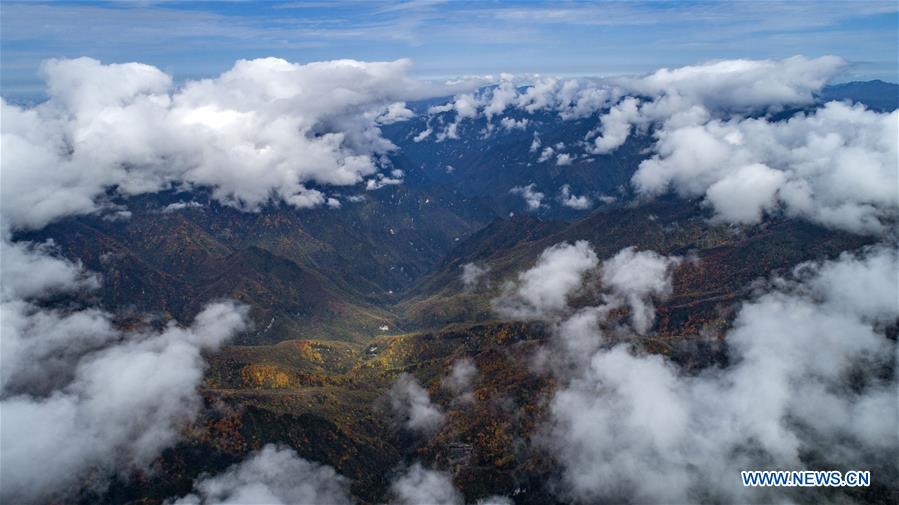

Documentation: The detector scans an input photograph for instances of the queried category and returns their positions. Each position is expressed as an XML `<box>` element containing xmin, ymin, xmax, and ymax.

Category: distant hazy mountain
<box><xmin>819</xmin><ymin>79</ymin><xmax>899</xmax><ymax>111</ymax></box>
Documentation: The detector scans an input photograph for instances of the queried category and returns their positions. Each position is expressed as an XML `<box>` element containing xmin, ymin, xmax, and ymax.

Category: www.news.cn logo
<box><xmin>741</xmin><ymin>470</ymin><xmax>870</xmax><ymax>487</ymax></box>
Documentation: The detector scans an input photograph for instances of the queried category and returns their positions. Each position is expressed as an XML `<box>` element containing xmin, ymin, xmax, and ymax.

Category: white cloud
<box><xmin>162</xmin><ymin>201</ymin><xmax>203</xmax><ymax>213</ymax></box>
<box><xmin>420</xmin><ymin>57</ymin><xmax>851</xmax><ymax>166</ymax></box>
<box><xmin>499</xmin><ymin>243</ymin><xmax>679</xmax><ymax>362</ymax></box>
<box><xmin>704</xmin><ymin>163</ymin><xmax>786</xmax><ymax>224</ymax></box>
<box><xmin>460</xmin><ymin>262</ymin><xmax>489</xmax><ymax>289</ymax></box>
<box><xmin>366</xmin><ymin>172</ymin><xmax>404</xmax><ymax>190</ymax></box>
<box><xmin>536</xmin><ymin>146</ymin><xmax>554</xmax><ymax>162</ymax></box>
<box><xmin>499</xmin><ymin>117</ymin><xmax>528</xmax><ymax>130</ymax></box>
<box><xmin>453</xmin><ymin>93</ymin><xmax>480</xmax><ymax>120</ymax></box>
<box><xmin>432</xmin><ymin>92</ymin><xmax>483</xmax><ymax>142</ymax></box>
<box><xmin>170</xmin><ymin>444</ymin><xmax>351</xmax><ymax>505</ymax></box>
<box><xmin>0</xmin><ymin>228</ymin><xmax>250</xmax><ymax>504</ymax></box>
<box><xmin>802</xmin><ymin>246</ymin><xmax>899</xmax><ymax>321</ymax></box>
<box><xmin>427</xmin><ymin>57</ymin><xmax>844</xmax><ymax>135</ymax></box>
<box><xmin>588</xmin><ymin>96</ymin><xmax>642</xmax><ymax>154</ymax></box>
<box><xmin>494</xmin><ymin>241</ymin><xmax>598</xmax><ymax>319</ymax></box>
<box><xmin>515</xmin><ymin>77</ymin><xmax>561</xmax><ymax>114</ymax></box>
<box><xmin>476</xmin><ymin>497</ymin><xmax>514</xmax><ymax>505</ymax></box>
<box><xmin>616</xmin><ymin>56</ymin><xmax>845</xmax><ymax>113</ymax></box>
<box><xmin>529</xmin><ymin>243</ymin><xmax>898</xmax><ymax>503</ymax></box>
<box><xmin>509</xmin><ymin>183</ymin><xmax>545</xmax><ymax>211</ymax></box>
<box><xmin>0</xmin><ymin>239</ymin><xmax>99</xmax><ymax>302</ymax></box>
<box><xmin>529</xmin><ymin>133</ymin><xmax>541</xmax><ymax>153</ymax></box>
<box><xmin>443</xmin><ymin>358</ymin><xmax>478</xmax><ymax>404</ymax></box>
<box><xmin>426</xmin><ymin>75</ymin><xmax>618</xmax><ymax>128</ymax></box>
<box><xmin>389</xmin><ymin>462</ymin><xmax>512</xmax><ymax>505</ymax></box>
<box><xmin>377</xmin><ymin>102</ymin><xmax>416</xmax><ymax>124</ymax></box>
<box><xmin>589</xmin><ymin>56</ymin><xmax>846</xmax><ymax>154</ymax></box>
<box><xmin>413</xmin><ymin>127</ymin><xmax>433</xmax><ymax>142</ymax></box>
<box><xmin>552</xmin><ymin>305</ymin><xmax>612</xmax><ymax>362</ymax></box>
<box><xmin>1</xmin><ymin>300</ymin><xmax>249</xmax><ymax>504</ymax></box>
<box><xmin>555</xmin><ymin>153</ymin><xmax>573</xmax><ymax>166</ymax></box>
<box><xmin>633</xmin><ymin>101</ymin><xmax>898</xmax><ymax>233</ymax></box>
<box><xmin>600</xmin><ymin>247</ymin><xmax>680</xmax><ymax>334</ymax></box>
<box><xmin>436</xmin><ymin>121</ymin><xmax>460</xmax><ymax>141</ymax></box>
<box><xmin>388</xmin><ymin>373</ymin><xmax>444</xmax><ymax>435</ymax></box>
<box><xmin>558</xmin><ymin>184</ymin><xmax>591</xmax><ymax>209</ymax></box>
<box><xmin>1</xmin><ymin>56</ymin><xmax>483</xmax><ymax>231</ymax></box>
<box><xmin>428</xmin><ymin>103</ymin><xmax>455</xmax><ymax>115</ymax></box>
<box><xmin>416</xmin><ymin>57</ymin><xmax>894</xmax><ymax>234</ymax></box>
<box><xmin>390</xmin><ymin>463</ymin><xmax>462</xmax><ymax>505</ymax></box>
<box><xmin>550</xmin><ymin>346</ymin><xmax>691</xmax><ymax>502</ymax></box>
<box><xmin>484</xmin><ymin>79</ymin><xmax>519</xmax><ymax>119</ymax></box>
<box><xmin>493</xmin><ymin>242</ymin><xmax>678</xmax><ymax>343</ymax></box>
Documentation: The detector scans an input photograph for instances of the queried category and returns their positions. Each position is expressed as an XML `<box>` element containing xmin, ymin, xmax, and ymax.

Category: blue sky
<box><xmin>2</xmin><ymin>1</ymin><xmax>897</xmax><ymax>101</ymax></box>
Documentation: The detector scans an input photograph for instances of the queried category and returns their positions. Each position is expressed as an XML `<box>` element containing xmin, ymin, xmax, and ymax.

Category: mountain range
<box><xmin>14</xmin><ymin>80</ymin><xmax>895</xmax><ymax>504</ymax></box>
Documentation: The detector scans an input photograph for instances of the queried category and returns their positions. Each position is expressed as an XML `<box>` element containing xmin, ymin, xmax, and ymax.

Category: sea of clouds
<box><xmin>1</xmin><ymin>54</ymin><xmax>895</xmax><ymax>504</ymax></box>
